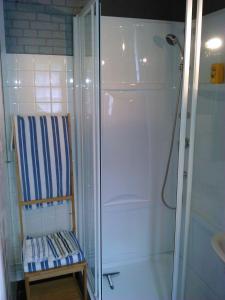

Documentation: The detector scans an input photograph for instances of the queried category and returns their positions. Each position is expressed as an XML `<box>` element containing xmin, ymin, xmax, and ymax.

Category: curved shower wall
<box><xmin>101</xmin><ymin>16</ymin><xmax>184</xmax><ymax>282</ymax></box>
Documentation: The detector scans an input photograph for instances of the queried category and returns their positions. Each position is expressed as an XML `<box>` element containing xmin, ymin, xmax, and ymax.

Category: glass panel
<box><xmin>75</xmin><ymin>1</ymin><xmax>101</xmax><ymax>297</ymax></box>
<box><xmin>182</xmin><ymin>1</ymin><xmax>225</xmax><ymax>299</ymax></box>
<box><xmin>81</xmin><ymin>8</ymin><xmax>96</xmax><ymax>288</ymax></box>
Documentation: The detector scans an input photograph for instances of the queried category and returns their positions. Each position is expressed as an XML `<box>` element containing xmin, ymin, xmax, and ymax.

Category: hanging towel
<box><xmin>14</xmin><ymin>115</ymin><xmax>71</xmax><ymax>209</ymax></box>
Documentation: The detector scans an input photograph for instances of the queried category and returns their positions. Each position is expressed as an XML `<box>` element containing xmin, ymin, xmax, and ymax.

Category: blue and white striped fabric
<box><xmin>14</xmin><ymin>115</ymin><xmax>71</xmax><ymax>209</ymax></box>
<box><xmin>23</xmin><ymin>231</ymin><xmax>84</xmax><ymax>273</ymax></box>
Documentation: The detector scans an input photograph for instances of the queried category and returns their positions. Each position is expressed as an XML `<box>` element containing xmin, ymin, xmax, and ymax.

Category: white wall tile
<box><xmin>4</xmin><ymin>87</ymin><xmax>17</xmax><ymax>102</ymax></box>
<box><xmin>52</xmin><ymin>103</ymin><xmax>67</xmax><ymax>114</ymax></box>
<box><xmin>18</xmin><ymin>70</ymin><xmax>35</xmax><ymax>86</ymax></box>
<box><xmin>4</xmin><ymin>69</ymin><xmax>18</xmax><ymax>87</ymax></box>
<box><xmin>4</xmin><ymin>54</ymin><xmax>18</xmax><ymax>71</ymax></box>
<box><xmin>50</xmin><ymin>56</ymin><xmax>67</xmax><ymax>72</ymax></box>
<box><xmin>66</xmin><ymin>71</ymin><xmax>74</xmax><ymax>87</ymax></box>
<box><xmin>35</xmin><ymin>71</ymin><xmax>50</xmax><ymax>87</ymax></box>
<box><xmin>17</xmin><ymin>54</ymin><xmax>35</xmax><ymax>71</ymax></box>
<box><xmin>18</xmin><ymin>102</ymin><xmax>36</xmax><ymax>114</ymax></box>
<box><xmin>35</xmin><ymin>87</ymin><xmax>51</xmax><ymax>102</ymax></box>
<box><xmin>51</xmin><ymin>87</ymin><xmax>67</xmax><ymax>102</ymax></box>
<box><xmin>34</xmin><ymin>55</ymin><xmax>50</xmax><ymax>71</ymax></box>
<box><xmin>17</xmin><ymin>87</ymin><xmax>36</xmax><ymax>103</ymax></box>
<box><xmin>36</xmin><ymin>103</ymin><xmax>51</xmax><ymax>113</ymax></box>
<box><xmin>50</xmin><ymin>71</ymin><xmax>67</xmax><ymax>86</ymax></box>
<box><xmin>66</xmin><ymin>57</ymin><xmax>73</xmax><ymax>71</ymax></box>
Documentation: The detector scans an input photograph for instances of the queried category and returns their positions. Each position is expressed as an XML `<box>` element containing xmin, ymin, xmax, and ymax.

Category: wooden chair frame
<box><xmin>14</xmin><ymin>114</ymin><xmax>87</xmax><ymax>300</ymax></box>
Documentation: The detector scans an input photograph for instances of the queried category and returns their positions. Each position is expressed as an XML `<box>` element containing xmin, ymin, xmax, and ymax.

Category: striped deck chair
<box><xmin>14</xmin><ymin>114</ymin><xmax>87</xmax><ymax>300</ymax></box>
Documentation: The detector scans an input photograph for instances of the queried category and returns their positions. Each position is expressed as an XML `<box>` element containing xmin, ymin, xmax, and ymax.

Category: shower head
<box><xmin>165</xmin><ymin>34</ymin><xmax>184</xmax><ymax>59</ymax></box>
<box><xmin>166</xmin><ymin>34</ymin><xmax>178</xmax><ymax>45</ymax></box>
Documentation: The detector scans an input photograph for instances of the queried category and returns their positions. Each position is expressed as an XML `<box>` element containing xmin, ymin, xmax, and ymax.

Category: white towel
<box><xmin>23</xmin><ymin>236</ymin><xmax>50</xmax><ymax>264</ymax></box>
<box><xmin>23</xmin><ymin>231</ymin><xmax>80</xmax><ymax>264</ymax></box>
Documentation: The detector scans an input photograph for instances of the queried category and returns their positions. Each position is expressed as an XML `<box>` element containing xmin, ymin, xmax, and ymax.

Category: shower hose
<box><xmin>161</xmin><ymin>68</ymin><xmax>183</xmax><ymax>210</ymax></box>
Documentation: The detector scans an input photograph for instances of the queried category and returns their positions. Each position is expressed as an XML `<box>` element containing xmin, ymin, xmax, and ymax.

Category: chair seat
<box><xmin>23</xmin><ymin>230</ymin><xmax>85</xmax><ymax>273</ymax></box>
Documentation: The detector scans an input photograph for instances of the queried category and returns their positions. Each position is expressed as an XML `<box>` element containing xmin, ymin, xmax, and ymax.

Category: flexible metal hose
<box><xmin>161</xmin><ymin>68</ymin><xmax>183</xmax><ymax>210</ymax></box>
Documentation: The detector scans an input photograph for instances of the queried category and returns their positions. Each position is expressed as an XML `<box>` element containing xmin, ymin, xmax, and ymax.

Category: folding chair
<box><xmin>14</xmin><ymin>114</ymin><xmax>87</xmax><ymax>300</ymax></box>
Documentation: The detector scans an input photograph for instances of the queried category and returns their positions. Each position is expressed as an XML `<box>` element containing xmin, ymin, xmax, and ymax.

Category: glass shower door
<box><xmin>74</xmin><ymin>0</ymin><xmax>101</xmax><ymax>298</ymax></box>
<box><xmin>179</xmin><ymin>0</ymin><xmax>225</xmax><ymax>299</ymax></box>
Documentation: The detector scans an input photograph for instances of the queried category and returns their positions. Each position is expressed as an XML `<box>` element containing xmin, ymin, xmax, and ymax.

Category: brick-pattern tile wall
<box><xmin>3</xmin><ymin>0</ymin><xmax>87</xmax><ymax>55</ymax></box>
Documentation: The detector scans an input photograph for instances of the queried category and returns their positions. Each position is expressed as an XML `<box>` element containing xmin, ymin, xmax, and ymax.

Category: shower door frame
<box><xmin>73</xmin><ymin>0</ymin><xmax>102</xmax><ymax>299</ymax></box>
<box><xmin>172</xmin><ymin>0</ymin><xmax>203</xmax><ymax>299</ymax></box>
<box><xmin>171</xmin><ymin>0</ymin><xmax>194</xmax><ymax>298</ymax></box>
<box><xmin>180</xmin><ymin>0</ymin><xmax>203</xmax><ymax>298</ymax></box>
<box><xmin>74</xmin><ymin>0</ymin><xmax>205</xmax><ymax>298</ymax></box>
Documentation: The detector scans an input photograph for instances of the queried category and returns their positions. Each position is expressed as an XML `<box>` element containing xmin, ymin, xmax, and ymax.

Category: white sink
<box><xmin>212</xmin><ymin>233</ymin><xmax>225</xmax><ymax>263</ymax></box>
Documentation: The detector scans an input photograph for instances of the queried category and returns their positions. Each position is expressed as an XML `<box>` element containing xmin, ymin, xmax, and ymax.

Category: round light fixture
<box><xmin>205</xmin><ymin>37</ymin><xmax>223</xmax><ymax>50</ymax></box>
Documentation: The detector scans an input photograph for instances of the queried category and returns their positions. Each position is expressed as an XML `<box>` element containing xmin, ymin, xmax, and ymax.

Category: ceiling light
<box><xmin>205</xmin><ymin>37</ymin><xmax>222</xmax><ymax>50</ymax></box>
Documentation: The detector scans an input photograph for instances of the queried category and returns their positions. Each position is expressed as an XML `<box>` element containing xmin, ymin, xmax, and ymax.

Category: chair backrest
<box><xmin>14</xmin><ymin>114</ymin><xmax>75</xmax><ymax>238</ymax></box>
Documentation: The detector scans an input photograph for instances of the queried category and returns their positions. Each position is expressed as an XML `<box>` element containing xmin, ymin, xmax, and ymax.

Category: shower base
<box><xmin>102</xmin><ymin>253</ymin><xmax>173</xmax><ymax>300</ymax></box>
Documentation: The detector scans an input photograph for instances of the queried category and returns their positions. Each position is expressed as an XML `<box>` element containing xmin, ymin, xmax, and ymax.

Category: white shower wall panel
<box><xmin>101</xmin><ymin>89</ymin><xmax>177</xmax><ymax>265</ymax></box>
<box><xmin>101</xmin><ymin>17</ymin><xmax>184</xmax><ymax>265</ymax></box>
<box><xmin>101</xmin><ymin>17</ymin><xmax>184</xmax><ymax>89</ymax></box>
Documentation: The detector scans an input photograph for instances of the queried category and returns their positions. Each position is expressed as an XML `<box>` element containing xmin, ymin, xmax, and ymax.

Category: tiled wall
<box><xmin>4</xmin><ymin>54</ymin><xmax>74</xmax><ymax>116</ymax></box>
<box><xmin>2</xmin><ymin>53</ymin><xmax>75</xmax><ymax>278</ymax></box>
<box><xmin>3</xmin><ymin>0</ymin><xmax>87</xmax><ymax>55</ymax></box>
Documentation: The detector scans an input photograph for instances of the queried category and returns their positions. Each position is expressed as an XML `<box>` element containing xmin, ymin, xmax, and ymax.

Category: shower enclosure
<box><xmin>74</xmin><ymin>0</ymin><xmax>225</xmax><ymax>299</ymax></box>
